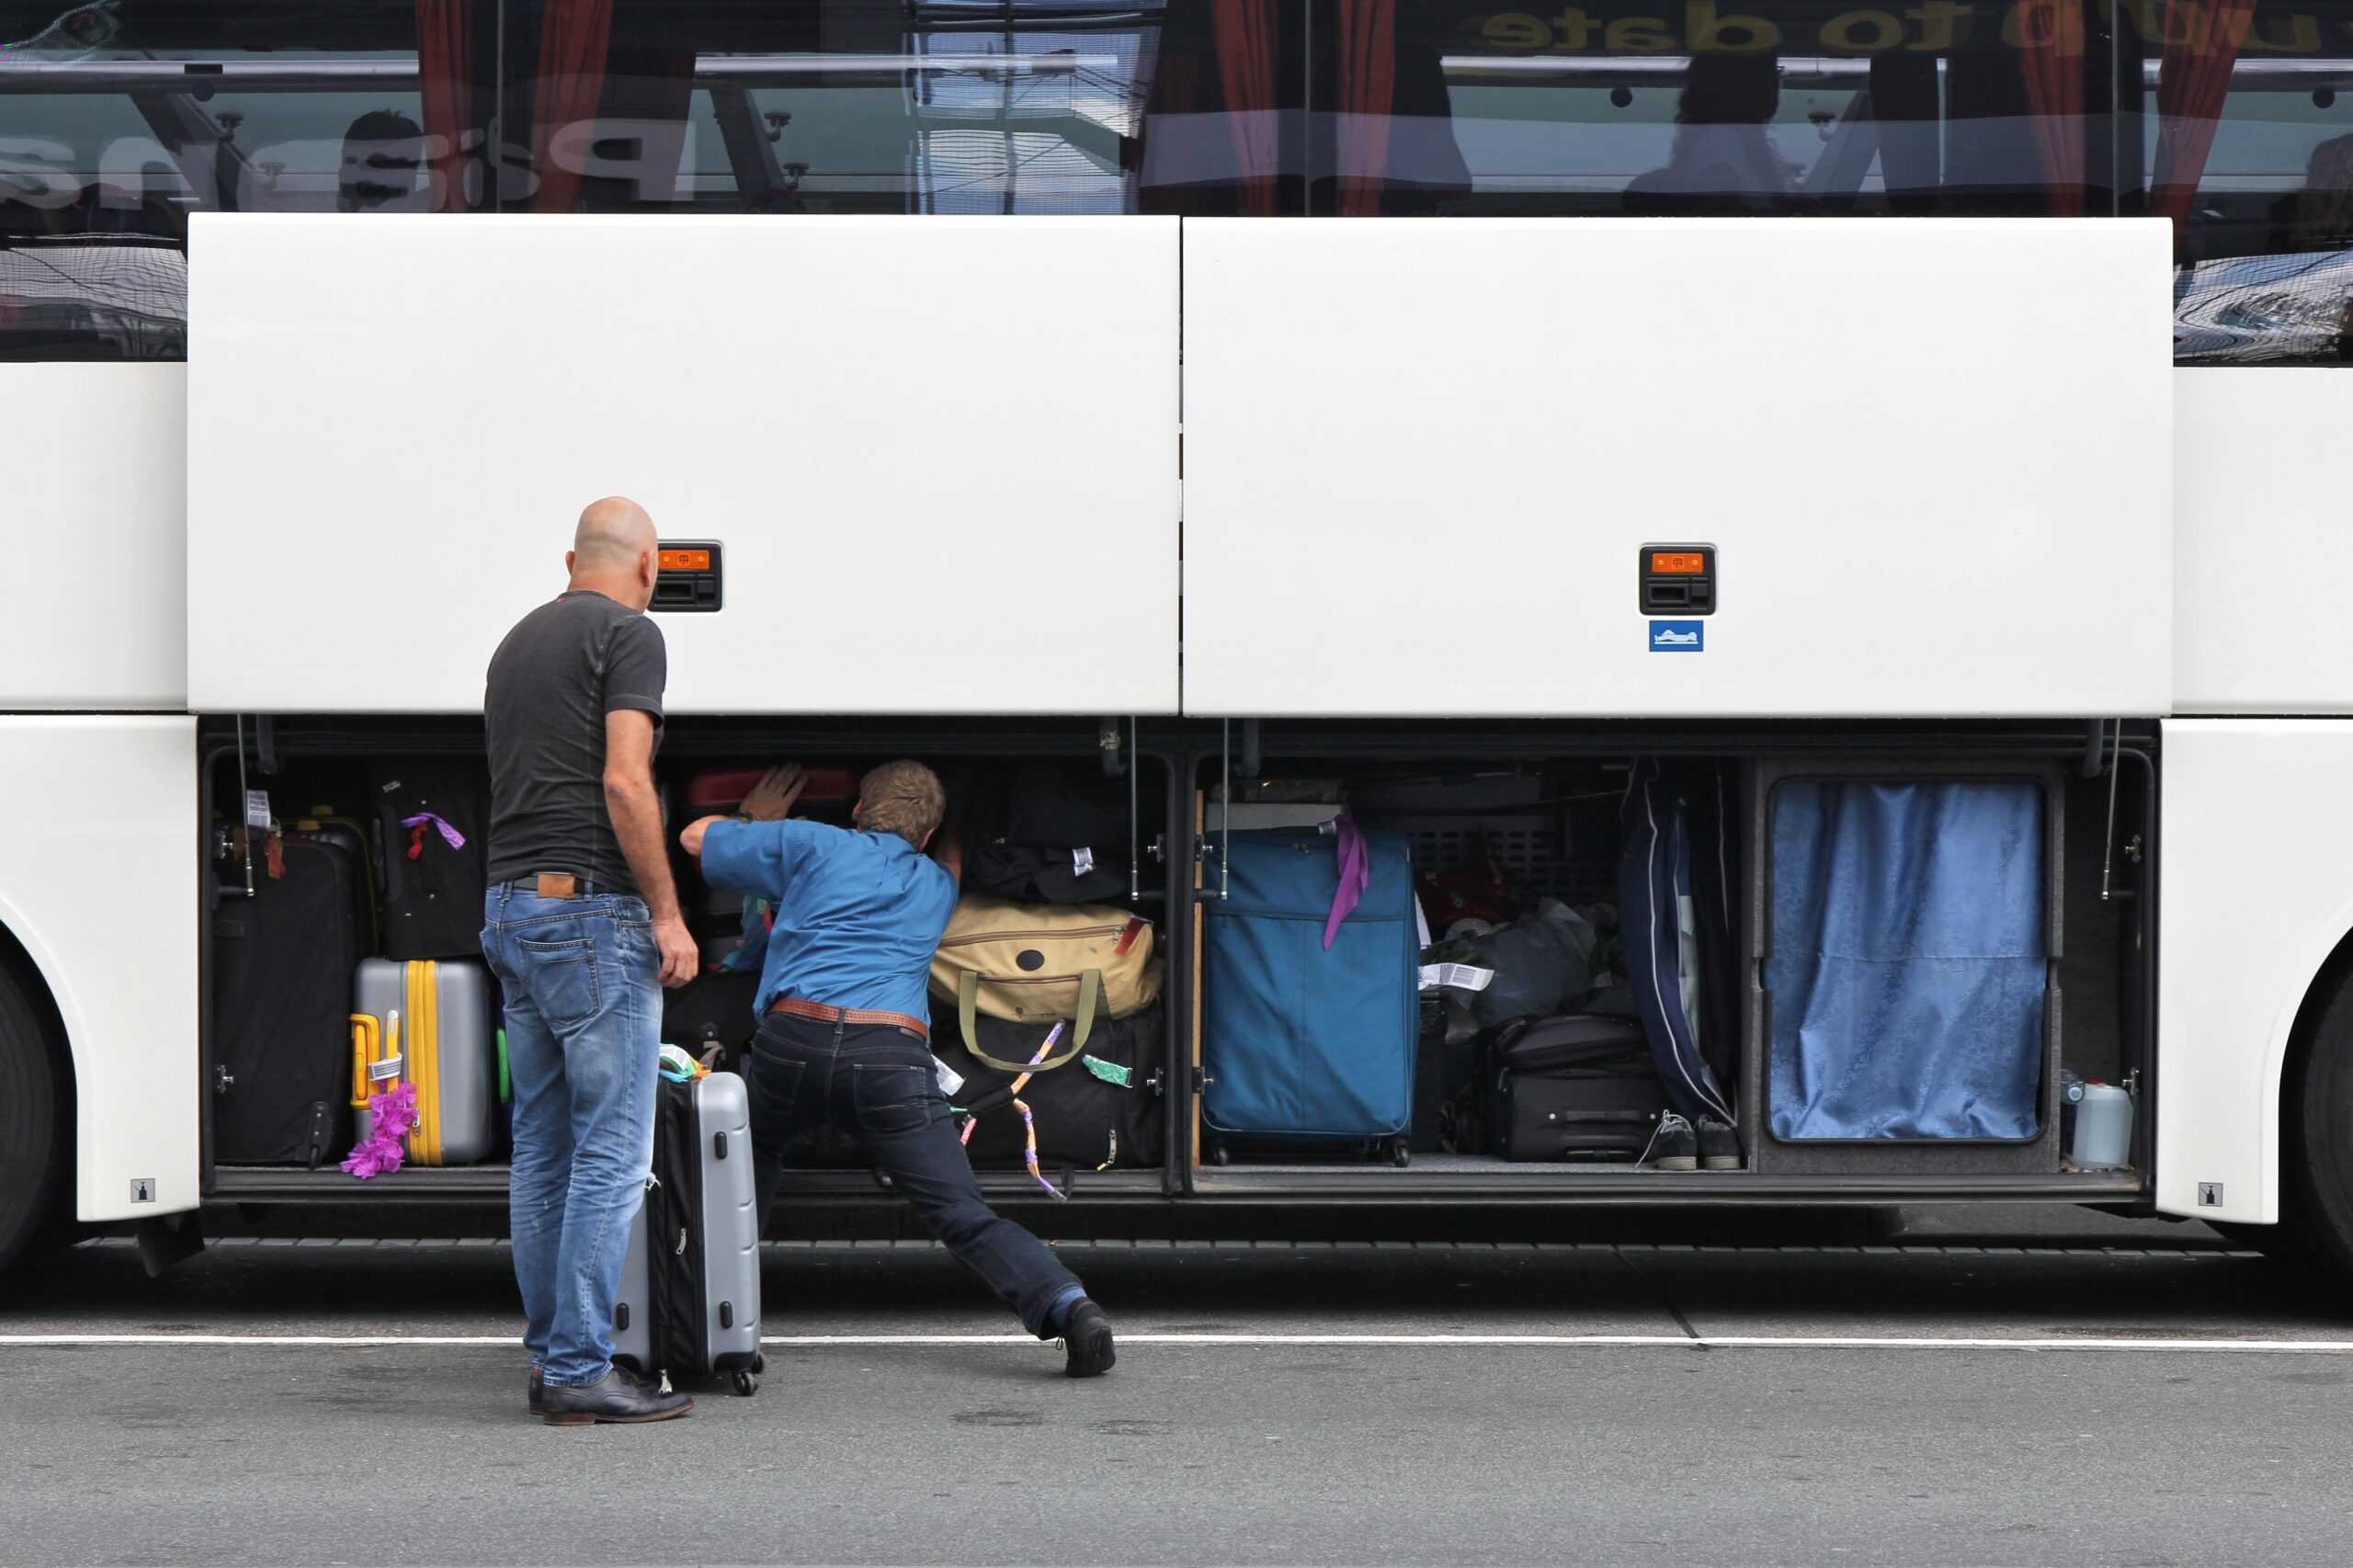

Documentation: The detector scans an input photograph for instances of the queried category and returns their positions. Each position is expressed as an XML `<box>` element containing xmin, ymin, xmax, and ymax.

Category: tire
<box><xmin>0</xmin><ymin>962</ymin><xmax>66</xmax><ymax>1277</ymax></box>
<box><xmin>2281</xmin><ymin>969</ymin><xmax>2353</xmax><ymax>1281</ymax></box>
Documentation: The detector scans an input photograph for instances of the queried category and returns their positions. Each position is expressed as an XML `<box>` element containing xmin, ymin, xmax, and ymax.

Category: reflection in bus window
<box><xmin>505</xmin><ymin>0</ymin><xmax>1294</xmax><ymax>217</ymax></box>
<box><xmin>0</xmin><ymin>0</ymin><xmax>491</xmax><ymax>359</ymax></box>
<box><xmin>2152</xmin><ymin>2</ymin><xmax>2353</xmax><ymax>365</ymax></box>
<box><xmin>1335</xmin><ymin>1</ymin><xmax>2108</xmax><ymax>217</ymax></box>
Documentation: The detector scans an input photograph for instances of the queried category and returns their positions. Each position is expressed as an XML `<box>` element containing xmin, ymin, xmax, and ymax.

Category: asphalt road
<box><xmin>5</xmin><ymin>1210</ymin><xmax>2350</xmax><ymax>1567</ymax></box>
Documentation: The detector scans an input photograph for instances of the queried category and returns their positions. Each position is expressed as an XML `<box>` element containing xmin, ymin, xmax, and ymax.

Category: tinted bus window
<box><xmin>503</xmin><ymin>0</ymin><xmax>1303</xmax><ymax>216</ymax></box>
<box><xmin>0</xmin><ymin>1</ymin><xmax>493</xmax><ymax>360</ymax></box>
<box><xmin>2154</xmin><ymin>3</ymin><xmax>2353</xmax><ymax>365</ymax></box>
<box><xmin>1313</xmin><ymin>1</ymin><xmax>2114</xmax><ymax>217</ymax></box>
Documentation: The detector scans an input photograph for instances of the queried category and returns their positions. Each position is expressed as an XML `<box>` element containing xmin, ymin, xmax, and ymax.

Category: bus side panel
<box><xmin>0</xmin><ymin>718</ymin><xmax>200</xmax><ymax>1221</ymax></box>
<box><xmin>2158</xmin><ymin>719</ymin><xmax>2353</xmax><ymax>1224</ymax></box>
<box><xmin>1181</xmin><ymin>218</ymin><xmax>2174</xmax><ymax>719</ymax></box>
<box><xmin>0</xmin><ymin>365</ymin><xmax>187</xmax><ymax>710</ymax></box>
<box><xmin>185</xmin><ymin>213</ymin><xmax>1182</xmax><ymax>717</ymax></box>
<box><xmin>2175</xmin><ymin>369</ymin><xmax>2353</xmax><ymax>716</ymax></box>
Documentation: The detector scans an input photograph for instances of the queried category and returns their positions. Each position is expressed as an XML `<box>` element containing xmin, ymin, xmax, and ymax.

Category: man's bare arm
<box><xmin>604</xmin><ymin>710</ymin><xmax>697</xmax><ymax>987</ymax></box>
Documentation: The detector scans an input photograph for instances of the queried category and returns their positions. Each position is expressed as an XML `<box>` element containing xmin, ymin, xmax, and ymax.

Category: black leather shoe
<box><xmin>540</xmin><ymin>1365</ymin><xmax>693</xmax><ymax>1426</ymax></box>
<box><xmin>1061</xmin><ymin>1301</ymin><xmax>1115</xmax><ymax>1379</ymax></box>
<box><xmin>528</xmin><ymin>1369</ymin><xmax>543</xmax><ymax>1415</ymax></box>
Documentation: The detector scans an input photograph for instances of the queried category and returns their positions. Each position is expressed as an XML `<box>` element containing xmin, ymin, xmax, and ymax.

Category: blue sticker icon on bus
<box><xmin>1650</xmin><ymin>619</ymin><xmax>1704</xmax><ymax>653</ymax></box>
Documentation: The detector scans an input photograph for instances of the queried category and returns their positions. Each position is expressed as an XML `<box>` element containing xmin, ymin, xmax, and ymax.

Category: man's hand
<box><xmin>652</xmin><ymin>914</ymin><xmax>699</xmax><ymax>988</ymax></box>
<box><xmin>737</xmin><ymin>763</ymin><xmax>807</xmax><ymax>824</ymax></box>
<box><xmin>679</xmin><ymin>812</ymin><xmax>730</xmax><ymax>859</ymax></box>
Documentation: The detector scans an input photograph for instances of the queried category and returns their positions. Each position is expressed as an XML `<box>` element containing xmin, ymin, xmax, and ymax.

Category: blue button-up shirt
<box><xmin>699</xmin><ymin>818</ymin><xmax>958</xmax><ymax>1019</ymax></box>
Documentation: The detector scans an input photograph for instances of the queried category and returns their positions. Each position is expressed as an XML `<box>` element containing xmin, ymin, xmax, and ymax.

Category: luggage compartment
<box><xmin>198</xmin><ymin>718</ymin><xmax>1186</xmax><ymax>1204</ymax></box>
<box><xmin>1181</xmin><ymin>723</ymin><xmax>2154</xmax><ymax>1199</ymax></box>
<box><xmin>196</xmin><ymin>715</ymin><xmax>2152</xmax><ymax>1211</ymax></box>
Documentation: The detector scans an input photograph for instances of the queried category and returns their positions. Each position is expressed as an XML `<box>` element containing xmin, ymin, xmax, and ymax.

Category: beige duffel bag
<box><xmin>928</xmin><ymin>896</ymin><xmax>1164</xmax><ymax>1068</ymax></box>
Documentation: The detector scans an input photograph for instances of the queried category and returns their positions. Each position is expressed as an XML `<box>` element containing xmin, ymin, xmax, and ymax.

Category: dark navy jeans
<box><xmin>481</xmin><ymin>886</ymin><xmax>659</xmax><ymax>1388</ymax></box>
<box><xmin>745</xmin><ymin>1010</ymin><xmax>1083</xmax><ymax>1337</ymax></box>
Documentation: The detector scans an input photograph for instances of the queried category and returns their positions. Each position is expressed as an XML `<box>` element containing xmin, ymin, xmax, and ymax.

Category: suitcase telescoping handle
<box><xmin>349</xmin><ymin>1010</ymin><xmax>404</xmax><ymax>1107</ymax></box>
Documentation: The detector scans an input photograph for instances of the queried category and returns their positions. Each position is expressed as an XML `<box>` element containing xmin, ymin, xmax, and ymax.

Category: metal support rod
<box><xmin>1218</xmin><ymin>718</ymin><xmax>1232</xmax><ymax>900</ymax></box>
<box><xmin>1129</xmin><ymin>715</ymin><xmax>1141</xmax><ymax>905</ymax></box>
<box><xmin>2100</xmin><ymin>719</ymin><xmax>2122</xmax><ymax>902</ymax></box>
<box><xmin>233</xmin><ymin>715</ymin><xmax>256</xmax><ymax>901</ymax></box>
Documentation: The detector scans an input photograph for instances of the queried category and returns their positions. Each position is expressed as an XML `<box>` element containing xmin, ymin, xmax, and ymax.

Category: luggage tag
<box><xmin>932</xmin><ymin>1057</ymin><xmax>965</xmax><ymax>1098</ymax></box>
<box><xmin>1419</xmin><ymin>962</ymin><xmax>1495</xmax><ymax>994</ymax></box>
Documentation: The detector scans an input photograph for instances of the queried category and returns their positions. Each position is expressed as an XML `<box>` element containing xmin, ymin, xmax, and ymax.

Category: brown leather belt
<box><xmin>767</xmin><ymin>996</ymin><xmax>928</xmax><ymax>1040</ymax></box>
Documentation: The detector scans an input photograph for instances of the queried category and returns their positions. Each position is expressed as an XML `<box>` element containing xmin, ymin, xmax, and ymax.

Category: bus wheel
<box><xmin>2284</xmin><ymin>969</ymin><xmax>2353</xmax><ymax>1281</ymax></box>
<box><xmin>0</xmin><ymin>963</ymin><xmax>65</xmax><ymax>1276</ymax></box>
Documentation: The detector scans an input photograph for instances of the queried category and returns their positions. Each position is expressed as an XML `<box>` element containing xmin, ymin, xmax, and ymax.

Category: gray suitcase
<box><xmin>350</xmin><ymin>957</ymin><xmax>501</xmax><ymax>1166</ymax></box>
<box><xmin>614</xmin><ymin>1069</ymin><xmax>765</xmax><ymax>1395</ymax></box>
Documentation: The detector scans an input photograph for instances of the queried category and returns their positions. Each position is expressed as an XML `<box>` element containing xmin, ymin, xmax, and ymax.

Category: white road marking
<box><xmin>3</xmin><ymin>1332</ymin><xmax>2352</xmax><ymax>1353</ymax></box>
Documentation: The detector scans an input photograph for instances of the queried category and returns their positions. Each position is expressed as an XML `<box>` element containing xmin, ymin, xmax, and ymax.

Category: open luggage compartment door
<box><xmin>186</xmin><ymin>214</ymin><xmax>1179</xmax><ymax>715</ymax></box>
<box><xmin>1179</xmin><ymin>219</ymin><xmax>2172</xmax><ymax>719</ymax></box>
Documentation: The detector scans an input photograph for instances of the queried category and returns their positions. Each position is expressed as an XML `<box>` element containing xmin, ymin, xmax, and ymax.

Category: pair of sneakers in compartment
<box><xmin>1647</xmin><ymin>1114</ymin><xmax>1741</xmax><ymax>1171</ymax></box>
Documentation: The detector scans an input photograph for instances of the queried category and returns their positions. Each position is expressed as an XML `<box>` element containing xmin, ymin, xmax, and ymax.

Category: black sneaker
<box><xmin>1647</xmin><ymin>1113</ymin><xmax>1698</xmax><ymax>1171</ymax></box>
<box><xmin>540</xmin><ymin>1365</ymin><xmax>693</xmax><ymax>1426</ymax></box>
<box><xmin>1060</xmin><ymin>1300</ymin><xmax>1116</xmax><ymax>1379</ymax></box>
<box><xmin>1697</xmin><ymin>1117</ymin><xmax>1743</xmax><ymax>1171</ymax></box>
<box><xmin>528</xmin><ymin>1369</ymin><xmax>543</xmax><ymax>1415</ymax></box>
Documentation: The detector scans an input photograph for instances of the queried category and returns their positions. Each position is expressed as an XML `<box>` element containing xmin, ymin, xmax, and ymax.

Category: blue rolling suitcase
<box><xmin>1202</xmin><ymin>825</ymin><xmax>1419</xmax><ymax>1165</ymax></box>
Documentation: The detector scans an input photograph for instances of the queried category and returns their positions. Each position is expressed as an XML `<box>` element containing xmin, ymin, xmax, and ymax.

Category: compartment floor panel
<box><xmin>1219</xmin><ymin>1153</ymin><xmax>1671</xmax><ymax>1175</ymax></box>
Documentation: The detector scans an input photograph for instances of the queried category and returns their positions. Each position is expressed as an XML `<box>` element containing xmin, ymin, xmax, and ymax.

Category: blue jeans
<box><xmin>481</xmin><ymin>886</ymin><xmax>659</xmax><ymax>1388</ymax></box>
<box><xmin>745</xmin><ymin>1012</ymin><xmax>1085</xmax><ymax>1338</ymax></box>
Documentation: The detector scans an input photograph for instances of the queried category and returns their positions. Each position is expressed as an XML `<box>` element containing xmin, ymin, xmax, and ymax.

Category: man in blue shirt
<box><xmin>682</xmin><ymin>760</ymin><xmax>1115</xmax><ymax>1377</ymax></box>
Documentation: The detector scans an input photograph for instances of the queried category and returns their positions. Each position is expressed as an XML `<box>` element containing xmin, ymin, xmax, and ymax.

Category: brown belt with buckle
<box><xmin>767</xmin><ymin>996</ymin><xmax>929</xmax><ymax>1040</ymax></box>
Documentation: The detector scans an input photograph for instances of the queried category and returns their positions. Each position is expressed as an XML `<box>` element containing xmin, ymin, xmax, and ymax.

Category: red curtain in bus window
<box><xmin>1335</xmin><ymin>0</ymin><xmax>1395</xmax><ymax>217</ymax></box>
<box><xmin>2151</xmin><ymin>0</ymin><xmax>2257</xmax><ymax>238</ymax></box>
<box><xmin>1139</xmin><ymin>0</ymin><xmax>1279</xmax><ymax>214</ymax></box>
<box><xmin>1215</xmin><ymin>0</ymin><xmax>1280</xmax><ymax>216</ymax></box>
<box><xmin>415</xmin><ymin>0</ymin><xmax>471</xmax><ymax>213</ymax></box>
<box><xmin>2015</xmin><ymin>0</ymin><xmax>2086</xmax><ymax>216</ymax></box>
<box><xmin>530</xmin><ymin>0</ymin><xmax>616</xmax><ymax>212</ymax></box>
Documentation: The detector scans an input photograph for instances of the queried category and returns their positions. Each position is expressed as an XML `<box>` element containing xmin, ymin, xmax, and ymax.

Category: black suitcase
<box><xmin>615</xmin><ymin>1071</ymin><xmax>765</xmax><ymax>1396</ymax></box>
<box><xmin>931</xmin><ymin>1006</ymin><xmax>1165</xmax><ymax>1171</ymax></box>
<box><xmin>211</xmin><ymin>834</ymin><xmax>364</xmax><ymax>1165</ymax></box>
<box><xmin>372</xmin><ymin>761</ymin><xmax>492</xmax><ymax>960</ymax></box>
<box><xmin>1486</xmin><ymin>1015</ymin><xmax>1669</xmax><ymax>1163</ymax></box>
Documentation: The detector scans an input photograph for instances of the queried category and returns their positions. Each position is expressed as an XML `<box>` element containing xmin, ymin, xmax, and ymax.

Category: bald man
<box><xmin>480</xmin><ymin>496</ymin><xmax>697</xmax><ymax>1426</ymax></box>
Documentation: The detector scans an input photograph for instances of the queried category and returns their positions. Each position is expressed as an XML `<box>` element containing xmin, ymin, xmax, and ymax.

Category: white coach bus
<box><xmin>2</xmin><ymin>0</ymin><xmax>2350</xmax><ymax>1276</ymax></box>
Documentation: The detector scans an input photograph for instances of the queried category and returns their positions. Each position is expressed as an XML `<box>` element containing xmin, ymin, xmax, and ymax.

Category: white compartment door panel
<box><xmin>1181</xmin><ymin>219</ymin><xmax>2174</xmax><ymax>719</ymax></box>
<box><xmin>187</xmin><ymin>214</ymin><xmax>1179</xmax><ymax>715</ymax></box>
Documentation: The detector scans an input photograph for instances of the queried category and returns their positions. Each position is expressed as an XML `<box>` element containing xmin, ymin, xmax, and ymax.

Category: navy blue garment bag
<box><xmin>1620</xmin><ymin>760</ymin><xmax>1738</xmax><ymax>1126</ymax></box>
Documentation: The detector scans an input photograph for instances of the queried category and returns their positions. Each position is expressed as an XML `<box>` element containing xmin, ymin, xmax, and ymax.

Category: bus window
<box><xmin>1314</xmin><ymin>1</ymin><xmax>2112</xmax><ymax>218</ymax></box>
<box><xmin>2154</xmin><ymin>6</ymin><xmax>2353</xmax><ymax>365</ymax></box>
<box><xmin>0</xmin><ymin>1</ymin><xmax>494</xmax><ymax>361</ymax></box>
<box><xmin>504</xmin><ymin>0</ymin><xmax>1304</xmax><ymax>217</ymax></box>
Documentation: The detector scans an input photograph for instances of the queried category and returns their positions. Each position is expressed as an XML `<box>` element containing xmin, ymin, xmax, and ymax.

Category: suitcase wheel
<box><xmin>1389</xmin><ymin>1137</ymin><xmax>1412</xmax><ymax>1169</ymax></box>
<box><xmin>732</xmin><ymin>1369</ymin><xmax>760</xmax><ymax>1397</ymax></box>
<box><xmin>752</xmin><ymin>1351</ymin><xmax>767</xmax><ymax>1375</ymax></box>
<box><xmin>1208</xmin><ymin>1140</ymin><xmax>1230</xmax><ymax>1167</ymax></box>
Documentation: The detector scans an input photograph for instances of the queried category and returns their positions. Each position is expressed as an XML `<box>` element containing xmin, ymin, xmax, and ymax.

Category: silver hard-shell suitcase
<box><xmin>349</xmin><ymin>957</ymin><xmax>500</xmax><ymax>1166</ymax></box>
<box><xmin>613</xmin><ymin>1069</ymin><xmax>765</xmax><ymax>1395</ymax></box>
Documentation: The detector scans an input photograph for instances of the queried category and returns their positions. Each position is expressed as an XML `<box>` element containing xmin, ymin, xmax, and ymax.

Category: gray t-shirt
<box><xmin>483</xmin><ymin>590</ymin><xmax>666</xmax><ymax>897</ymax></box>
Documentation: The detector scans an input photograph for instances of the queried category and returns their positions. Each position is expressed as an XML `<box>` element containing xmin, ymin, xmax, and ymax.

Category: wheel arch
<box><xmin>2273</xmin><ymin>921</ymin><xmax>2353</xmax><ymax>1211</ymax></box>
<box><xmin>0</xmin><ymin>908</ymin><xmax>76</xmax><ymax>1234</ymax></box>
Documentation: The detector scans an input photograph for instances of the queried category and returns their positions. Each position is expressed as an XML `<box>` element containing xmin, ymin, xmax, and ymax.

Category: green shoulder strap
<box><xmin>960</xmin><ymin>968</ymin><xmax>1099</xmax><ymax>1074</ymax></box>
